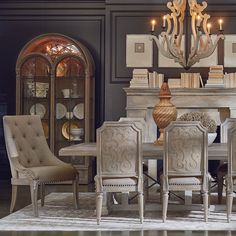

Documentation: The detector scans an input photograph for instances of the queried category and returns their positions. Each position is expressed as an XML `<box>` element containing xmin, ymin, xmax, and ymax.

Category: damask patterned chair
<box><xmin>162</xmin><ymin>121</ymin><xmax>209</xmax><ymax>222</ymax></box>
<box><xmin>3</xmin><ymin>115</ymin><xmax>79</xmax><ymax>217</ymax></box>
<box><xmin>217</xmin><ymin>118</ymin><xmax>236</xmax><ymax>204</ymax></box>
<box><xmin>95</xmin><ymin>121</ymin><xmax>143</xmax><ymax>224</ymax></box>
<box><xmin>226</xmin><ymin>124</ymin><xmax>236</xmax><ymax>222</ymax></box>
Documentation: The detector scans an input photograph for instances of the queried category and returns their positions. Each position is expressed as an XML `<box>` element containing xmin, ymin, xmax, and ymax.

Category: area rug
<box><xmin>0</xmin><ymin>192</ymin><xmax>236</xmax><ymax>231</ymax></box>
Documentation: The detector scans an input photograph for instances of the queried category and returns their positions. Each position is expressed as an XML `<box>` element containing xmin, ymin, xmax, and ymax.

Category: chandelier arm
<box><xmin>150</xmin><ymin>35</ymin><xmax>175</xmax><ymax>59</ymax></box>
<box><xmin>191</xmin><ymin>13</ymin><xmax>197</xmax><ymax>39</ymax></box>
<box><xmin>165</xmin><ymin>36</ymin><xmax>186</xmax><ymax>65</ymax></box>
<box><xmin>187</xmin><ymin>34</ymin><xmax>225</xmax><ymax>67</ymax></box>
<box><xmin>189</xmin><ymin>31</ymin><xmax>201</xmax><ymax>60</ymax></box>
<box><xmin>166</xmin><ymin>15</ymin><xmax>172</xmax><ymax>35</ymax></box>
<box><xmin>198</xmin><ymin>34</ymin><xmax>225</xmax><ymax>59</ymax></box>
<box><xmin>189</xmin><ymin>0</ymin><xmax>207</xmax><ymax>13</ymax></box>
<box><xmin>151</xmin><ymin>34</ymin><xmax>186</xmax><ymax>67</ymax></box>
<box><xmin>202</xmin><ymin>14</ymin><xmax>211</xmax><ymax>36</ymax></box>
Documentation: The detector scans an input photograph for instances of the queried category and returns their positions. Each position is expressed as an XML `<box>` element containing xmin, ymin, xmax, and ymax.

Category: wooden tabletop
<box><xmin>59</xmin><ymin>142</ymin><xmax>228</xmax><ymax>161</ymax></box>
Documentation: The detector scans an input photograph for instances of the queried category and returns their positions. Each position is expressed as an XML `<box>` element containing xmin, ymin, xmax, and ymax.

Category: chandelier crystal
<box><xmin>150</xmin><ymin>0</ymin><xmax>225</xmax><ymax>69</ymax></box>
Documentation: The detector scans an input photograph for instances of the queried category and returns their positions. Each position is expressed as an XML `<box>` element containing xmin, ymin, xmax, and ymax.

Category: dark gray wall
<box><xmin>0</xmin><ymin>0</ymin><xmax>236</xmax><ymax>179</ymax></box>
<box><xmin>104</xmin><ymin>0</ymin><xmax>236</xmax><ymax>120</ymax></box>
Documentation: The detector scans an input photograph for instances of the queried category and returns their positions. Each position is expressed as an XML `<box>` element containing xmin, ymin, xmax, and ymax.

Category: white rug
<box><xmin>0</xmin><ymin>192</ymin><xmax>236</xmax><ymax>231</ymax></box>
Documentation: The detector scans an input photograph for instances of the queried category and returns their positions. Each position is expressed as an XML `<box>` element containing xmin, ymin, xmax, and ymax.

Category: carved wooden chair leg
<box><xmin>40</xmin><ymin>183</ymin><xmax>45</xmax><ymax>207</ymax></box>
<box><xmin>30</xmin><ymin>180</ymin><xmax>39</xmax><ymax>217</ymax></box>
<box><xmin>96</xmin><ymin>192</ymin><xmax>103</xmax><ymax>225</ymax></box>
<box><xmin>217</xmin><ymin>175</ymin><xmax>224</xmax><ymax>204</ymax></box>
<box><xmin>10</xmin><ymin>185</ymin><xmax>18</xmax><ymax>213</ymax></box>
<box><xmin>162</xmin><ymin>191</ymin><xmax>169</xmax><ymax>222</ymax></box>
<box><xmin>227</xmin><ymin>190</ymin><xmax>233</xmax><ymax>223</ymax></box>
<box><xmin>138</xmin><ymin>192</ymin><xmax>144</xmax><ymax>224</ymax></box>
<box><xmin>202</xmin><ymin>190</ymin><xmax>208</xmax><ymax>222</ymax></box>
<box><xmin>73</xmin><ymin>173</ymin><xmax>79</xmax><ymax>209</ymax></box>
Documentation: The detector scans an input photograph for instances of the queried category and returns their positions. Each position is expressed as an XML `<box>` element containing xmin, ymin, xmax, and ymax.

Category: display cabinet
<box><xmin>16</xmin><ymin>33</ymin><xmax>95</xmax><ymax>184</ymax></box>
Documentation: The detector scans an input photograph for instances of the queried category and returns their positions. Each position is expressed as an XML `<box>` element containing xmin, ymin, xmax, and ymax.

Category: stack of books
<box><xmin>180</xmin><ymin>73</ymin><xmax>201</xmax><ymax>88</ymax></box>
<box><xmin>130</xmin><ymin>69</ymin><xmax>149</xmax><ymax>88</ymax></box>
<box><xmin>168</xmin><ymin>78</ymin><xmax>181</xmax><ymax>88</ymax></box>
<box><xmin>148</xmin><ymin>72</ymin><xmax>164</xmax><ymax>88</ymax></box>
<box><xmin>224</xmin><ymin>73</ymin><xmax>236</xmax><ymax>88</ymax></box>
<box><xmin>205</xmin><ymin>65</ymin><xmax>224</xmax><ymax>88</ymax></box>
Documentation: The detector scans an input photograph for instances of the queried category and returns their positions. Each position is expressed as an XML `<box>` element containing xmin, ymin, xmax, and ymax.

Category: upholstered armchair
<box><xmin>3</xmin><ymin>115</ymin><xmax>79</xmax><ymax>217</ymax></box>
<box><xmin>217</xmin><ymin>118</ymin><xmax>236</xmax><ymax>204</ymax></box>
<box><xmin>95</xmin><ymin>121</ymin><xmax>143</xmax><ymax>224</ymax></box>
<box><xmin>226</xmin><ymin>124</ymin><xmax>236</xmax><ymax>222</ymax></box>
<box><xmin>162</xmin><ymin>121</ymin><xmax>209</xmax><ymax>222</ymax></box>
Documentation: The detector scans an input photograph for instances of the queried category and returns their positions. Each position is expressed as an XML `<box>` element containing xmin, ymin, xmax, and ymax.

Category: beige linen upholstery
<box><xmin>226</xmin><ymin>124</ymin><xmax>236</xmax><ymax>222</ymax></box>
<box><xmin>162</xmin><ymin>121</ymin><xmax>209</xmax><ymax>222</ymax></box>
<box><xmin>95</xmin><ymin>121</ymin><xmax>143</xmax><ymax>224</ymax></box>
<box><xmin>3</xmin><ymin>115</ymin><xmax>79</xmax><ymax>217</ymax></box>
<box><xmin>217</xmin><ymin>118</ymin><xmax>236</xmax><ymax>204</ymax></box>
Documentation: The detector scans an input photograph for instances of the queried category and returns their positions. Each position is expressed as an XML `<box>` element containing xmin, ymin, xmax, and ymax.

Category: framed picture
<box><xmin>224</xmin><ymin>34</ymin><xmax>236</xmax><ymax>68</ymax></box>
<box><xmin>126</xmin><ymin>34</ymin><xmax>153</xmax><ymax>68</ymax></box>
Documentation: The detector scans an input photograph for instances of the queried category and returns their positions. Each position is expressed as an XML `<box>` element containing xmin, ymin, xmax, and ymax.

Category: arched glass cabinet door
<box><xmin>16</xmin><ymin>33</ymin><xmax>95</xmax><ymax>183</ymax></box>
<box><xmin>17</xmin><ymin>55</ymin><xmax>51</xmax><ymax>144</ymax></box>
<box><xmin>54</xmin><ymin>55</ymin><xmax>86</xmax><ymax>156</ymax></box>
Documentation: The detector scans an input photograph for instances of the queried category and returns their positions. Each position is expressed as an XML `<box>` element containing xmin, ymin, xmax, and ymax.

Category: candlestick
<box><xmin>197</xmin><ymin>15</ymin><xmax>201</xmax><ymax>27</ymax></box>
<box><xmin>151</xmin><ymin>19</ymin><xmax>156</xmax><ymax>32</ymax></box>
<box><xmin>219</xmin><ymin>19</ymin><xmax>223</xmax><ymax>31</ymax></box>
<box><xmin>207</xmin><ymin>23</ymin><xmax>211</xmax><ymax>34</ymax></box>
<box><xmin>163</xmin><ymin>15</ymin><xmax>167</xmax><ymax>28</ymax></box>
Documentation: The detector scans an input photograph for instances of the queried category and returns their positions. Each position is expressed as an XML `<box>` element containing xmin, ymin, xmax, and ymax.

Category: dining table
<box><xmin>59</xmin><ymin>142</ymin><xmax>227</xmax><ymax>161</ymax></box>
<box><xmin>59</xmin><ymin>142</ymin><xmax>228</xmax><ymax>214</ymax></box>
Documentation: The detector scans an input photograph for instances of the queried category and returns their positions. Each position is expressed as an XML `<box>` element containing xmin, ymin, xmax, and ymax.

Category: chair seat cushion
<box><xmin>168</xmin><ymin>177</ymin><xmax>202</xmax><ymax>185</ymax></box>
<box><xmin>102</xmin><ymin>177</ymin><xmax>137</xmax><ymax>186</ymax></box>
<box><xmin>27</xmin><ymin>164</ymin><xmax>76</xmax><ymax>182</ymax></box>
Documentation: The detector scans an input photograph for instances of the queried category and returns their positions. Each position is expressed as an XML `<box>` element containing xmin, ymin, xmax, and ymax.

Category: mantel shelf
<box><xmin>124</xmin><ymin>87</ymin><xmax>236</xmax><ymax>111</ymax></box>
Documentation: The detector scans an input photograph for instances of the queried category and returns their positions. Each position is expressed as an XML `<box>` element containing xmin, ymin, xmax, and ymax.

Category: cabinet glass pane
<box><xmin>20</xmin><ymin>56</ymin><xmax>51</xmax><ymax>143</ymax></box>
<box><xmin>54</xmin><ymin>56</ymin><xmax>85</xmax><ymax>156</ymax></box>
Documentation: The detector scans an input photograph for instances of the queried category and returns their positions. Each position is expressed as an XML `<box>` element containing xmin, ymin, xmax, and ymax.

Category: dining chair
<box><xmin>95</xmin><ymin>121</ymin><xmax>143</xmax><ymax>224</ymax></box>
<box><xmin>3</xmin><ymin>115</ymin><xmax>79</xmax><ymax>217</ymax></box>
<box><xmin>118</xmin><ymin>117</ymin><xmax>153</xmax><ymax>201</ymax></box>
<box><xmin>217</xmin><ymin>118</ymin><xmax>236</xmax><ymax>204</ymax></box>
<box><xmin>226</xmin><ymin>124</ymin><xmax>236</xmax><ymax>222</ymax></box>
<box><xmin>162</xmin><ymin>121</ymin><xmax>209</xmax><ymax>222</ymax></box>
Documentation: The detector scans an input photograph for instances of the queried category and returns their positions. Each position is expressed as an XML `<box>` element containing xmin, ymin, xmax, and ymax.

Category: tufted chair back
<box><xmin>4</xmin><ymin>115</ymin><xmax>60</xmax><ymax>177</ymax></box>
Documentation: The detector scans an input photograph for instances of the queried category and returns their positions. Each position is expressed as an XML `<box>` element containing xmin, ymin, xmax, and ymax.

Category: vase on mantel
<box><xmin>152</xmin><ymin>82</ymin><xmax>177</xmax><ymax>145</ymax></box>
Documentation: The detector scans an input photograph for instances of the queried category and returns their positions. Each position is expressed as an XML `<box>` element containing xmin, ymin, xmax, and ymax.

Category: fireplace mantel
<box><xmin>124</xmin><ymin>87</ymin><xmax>236</xmax><ymax>141</ymax></box>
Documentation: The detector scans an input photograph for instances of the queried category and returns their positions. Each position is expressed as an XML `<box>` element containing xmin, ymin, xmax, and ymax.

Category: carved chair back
<box><xmin>164</xmin><ymin>121</ymin><xmax>208</xmax><ymax>178</ymax></box>
<box><xmin>118</xmin><ymin>117</ymin><xmax>147</xmax><ymax>142</ymax></box>
<box><xmin>96</xmin><ymin>121</ymin><xmax>142</xmax><ymax>178</ymax></box>
<box><xmin>221</xmin><ymin>118</ymin><xmax>236</xmax><ymax>143</ymax></box>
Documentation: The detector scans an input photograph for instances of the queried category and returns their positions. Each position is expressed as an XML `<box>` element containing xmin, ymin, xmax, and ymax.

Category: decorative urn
<box><xmin>152</xmin><ymin>82</ymin><xmax>177</xmax><ymax>145</ymax></box>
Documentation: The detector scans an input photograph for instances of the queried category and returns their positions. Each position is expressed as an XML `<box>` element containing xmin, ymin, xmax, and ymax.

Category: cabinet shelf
<box><xmin>56</xmin><ymin>76</ymin><xmax>85</xmax><ymax>80</ymax></box>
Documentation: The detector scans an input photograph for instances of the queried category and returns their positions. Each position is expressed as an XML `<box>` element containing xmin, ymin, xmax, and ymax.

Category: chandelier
<box><xmin>150</xmin><ymin>0</ymin><xmax>225</xmax><ymax>69</ymax></box>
